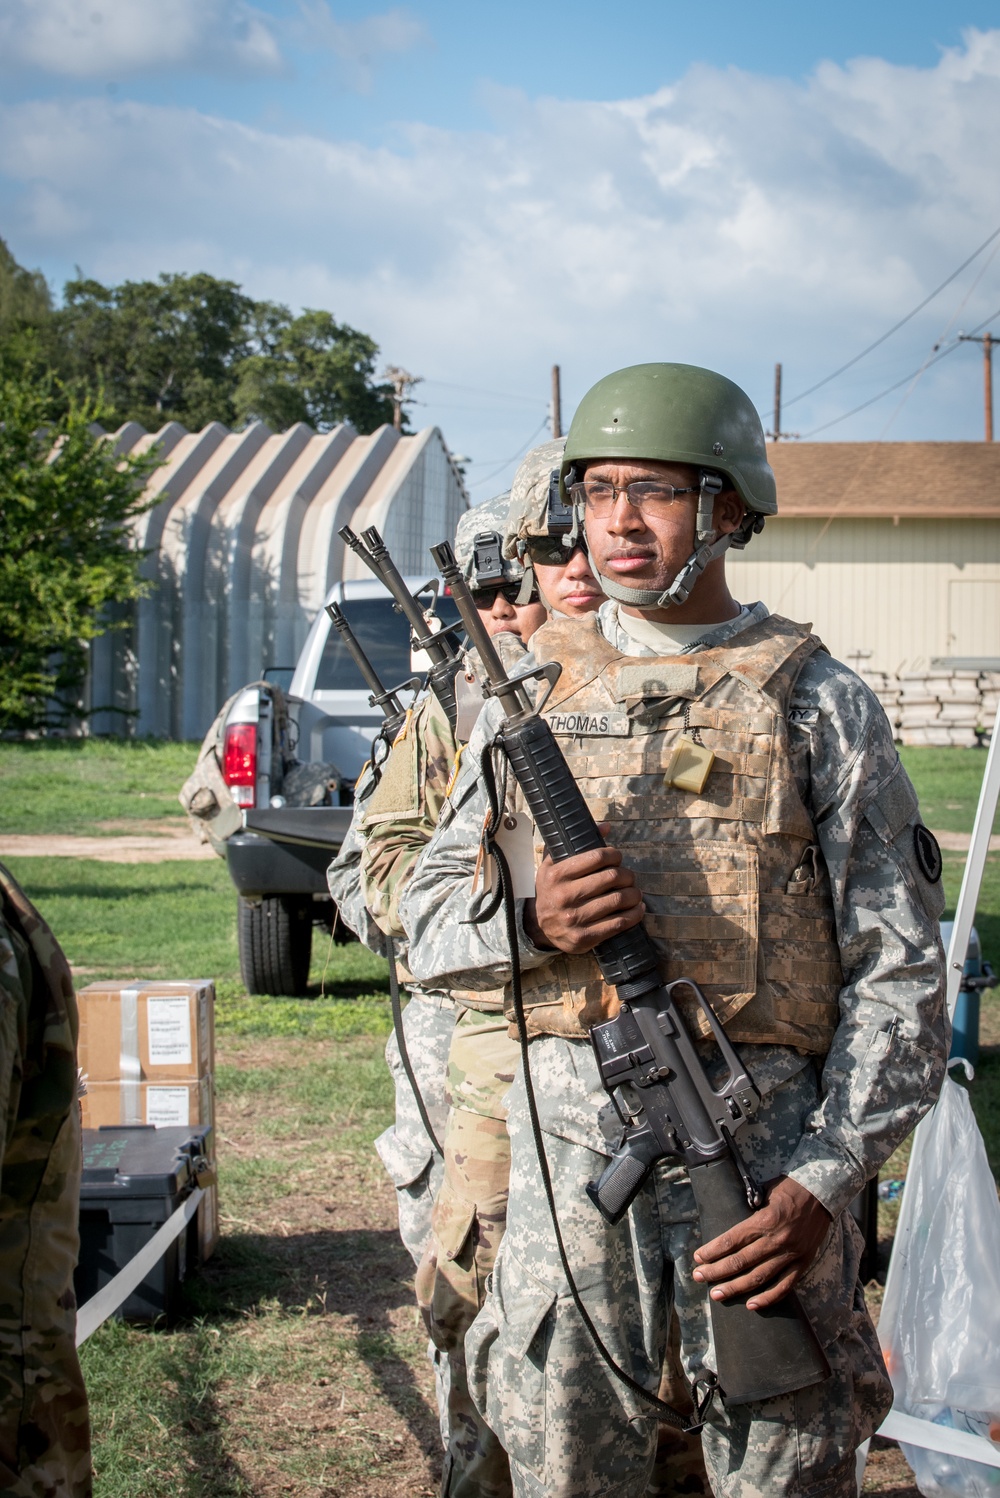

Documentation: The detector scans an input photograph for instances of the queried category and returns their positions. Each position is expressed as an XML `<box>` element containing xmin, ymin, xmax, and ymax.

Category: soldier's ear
<box><xmin>714</xmin><ymin>492</ymin><xmax>746</xmax><ymax>536</ymax></box>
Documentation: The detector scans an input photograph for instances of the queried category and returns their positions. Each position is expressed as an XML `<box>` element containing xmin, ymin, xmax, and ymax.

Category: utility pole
<box><xmin>765</xmin><ymin>362</ymin><xmax>798</xmax><ymax>441</ymax></box>
<box><xmin>958</xmin><ymin>332</ymin><xmax>994</xmax><ymax>441</ymax></box>
<box><xmin>382</xmin><ymin>366</ymin><xmax>422</xmax><ymax>431</ymax></box>
<box><xmin>551</xmin><ymin>364</ymin><xmax>562</xmax><ymax>439</ymax></box>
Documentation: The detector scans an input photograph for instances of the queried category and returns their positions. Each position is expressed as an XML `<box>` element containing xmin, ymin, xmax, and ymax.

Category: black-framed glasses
<box><xmin>568</xmin><ymin>480</ymin><xmax>698</xmax><ymax>517</ymax></box>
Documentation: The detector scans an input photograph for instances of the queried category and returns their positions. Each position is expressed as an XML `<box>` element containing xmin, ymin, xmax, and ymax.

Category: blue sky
<box><xmin>2</xmin><ymin>0</ymin><xmax>1000</xmax><ymax>491</ymax></box>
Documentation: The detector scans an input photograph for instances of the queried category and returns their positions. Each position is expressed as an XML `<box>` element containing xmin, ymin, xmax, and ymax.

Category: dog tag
<box><xmin>455</xmin><ymin>670</ymin><xmax>486</xmax><ymax>743</ymax></box>
<box><xmin>663</xmin><ymin>736</ymin><xmax>715</xmax><ymax>794</ymax></box>
<box><xmin>489</xmin><ymin>812</ymin><xmax>537</xmax><ymax>899</ymax></box>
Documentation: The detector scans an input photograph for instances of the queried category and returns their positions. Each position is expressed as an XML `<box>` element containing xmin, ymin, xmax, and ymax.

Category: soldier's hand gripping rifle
<box><xmin>325</xmin><ymin>602</ymin><xmax>419</xmax><ymax>783</ymax></box>
<box><xmin>339</xmin><ymin>526</ymin><xmax>463</xmax><ymax>733</ymax></box>
<box><xmin>431</xmin><ymin>539</ymin><xmax>830</xmax><ymax>1409</ymax></box>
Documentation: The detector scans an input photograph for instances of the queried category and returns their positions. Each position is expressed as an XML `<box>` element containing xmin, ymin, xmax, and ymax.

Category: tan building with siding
<box><xmin>729</xmin><ymin>443</ymin><xmax>1000</xmax><ymax>672</ymax></box>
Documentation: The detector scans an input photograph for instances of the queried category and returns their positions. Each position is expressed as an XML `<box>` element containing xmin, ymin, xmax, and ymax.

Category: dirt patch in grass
<box><xmin>83</xmin><ymin>1034</ymin><xmax>441</xmax><ymax>1497</ymax></box>
<box><xmin>863</xmin><ymin>1438</ymin><xmax>921</xmax><ymax>1495</ymax></box>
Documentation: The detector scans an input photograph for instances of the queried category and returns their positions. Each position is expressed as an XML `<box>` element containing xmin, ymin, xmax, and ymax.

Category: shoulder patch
<box><xmin>360</xmin><ymin>730</ymin><xmax>419</xmax><ymax>825</ymax></box>
<box><xmin>913</xmin><ymin>825</ymin><xmax>943</xmax><ymax>884</ymax></box>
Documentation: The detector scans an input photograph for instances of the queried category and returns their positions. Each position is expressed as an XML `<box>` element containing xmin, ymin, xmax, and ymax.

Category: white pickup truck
<box><xmin>197</xmin><ymin>576</ymin><xmax>461</xmax><ymax>995</ymax></box>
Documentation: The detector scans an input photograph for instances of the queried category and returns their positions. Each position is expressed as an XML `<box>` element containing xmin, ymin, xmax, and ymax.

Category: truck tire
<box><xmin>238</xmin><ymin>895</ymin><xmax>312</xmax><ymax>995</ymax></box>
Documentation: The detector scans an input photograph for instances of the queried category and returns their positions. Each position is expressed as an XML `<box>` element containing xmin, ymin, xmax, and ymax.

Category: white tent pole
<box><xmin>944</xmin><ymin>725</ymin><xmax>1000</xmax><ymax>1019</ymax></box>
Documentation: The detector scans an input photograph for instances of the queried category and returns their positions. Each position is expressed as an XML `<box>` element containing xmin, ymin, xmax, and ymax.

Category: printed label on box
<box><xmin>146</xmin><ymin>996</ymin><xmax>193</xmax><ymax>1067</ymax></box>
<box><xmin>146</xmin><ymin>1087</ymin><xmax>191</xmax><ymax>1127</ymax></box>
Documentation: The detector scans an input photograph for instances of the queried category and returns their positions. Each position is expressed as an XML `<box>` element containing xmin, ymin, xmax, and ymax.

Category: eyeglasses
<box><xmin>567</xmin><ymin>480</ymin><xmax>698</xmax><ymax>518</ymax></box>
<box><xmin>471</xmin><ymin>582</ymin><xmax>531</xmax><ymax>607</ymax></box>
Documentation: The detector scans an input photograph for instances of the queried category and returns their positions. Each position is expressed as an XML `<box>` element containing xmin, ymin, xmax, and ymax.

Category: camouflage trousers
<box><xmin>416</xmin><ymin>1012</ymin><xmax>518</xmax><ymax>1498</ymax></box>
<box><xmin>466</xmin><ymin>1036</ymin><xmax>892</xmax><ymax>1498</ymax></box>
<box><xmin>0</xmin><ymin>1102</ymin><xmax>91</xmax><ymax>1498</ymax></box>
<box><xmin>375</xmin><ymin>987</ymin><xmax>455</xmax><ymax>1263</ymax></box>
<box><xmin>374</xmin><ymin>988</ymin><xmax>456</xmax><ymax>1444</ymax></box>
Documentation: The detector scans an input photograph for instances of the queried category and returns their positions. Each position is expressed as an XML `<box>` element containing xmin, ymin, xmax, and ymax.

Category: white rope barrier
<box><xmin>75</xmin><ymin>1187</ymin><xmax>205</xmax><ymax>1347</ymax></box>
<box><xmin>875</xmin><ymin>1409</ymin><xmax>1000</xmax><ymax>1469</ymax></box>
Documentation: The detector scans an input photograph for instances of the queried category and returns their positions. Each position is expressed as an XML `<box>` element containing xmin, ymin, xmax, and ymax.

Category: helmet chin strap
<box><xmin>594</xmin><ymin>472</ymin><xmax>762</xmax><ymax>610</ymax></box>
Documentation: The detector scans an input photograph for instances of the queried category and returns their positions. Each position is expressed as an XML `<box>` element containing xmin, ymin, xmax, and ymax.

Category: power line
<box><xmin>800</xmin><ymin>342</ymin><xmax>960</xmax><ymax>436</ymax></box>
<box><xmin>422</xmin><ymin>377</ymin><xmax>543</xmax><ymax>407</ymax></box>
<box><xmin>799</xmin><ymin>266</ymin><xmax>1000</xmax><ymax>440</ymax></box>
<box><xmin>769</xmin><ymin>220</ymin><xmax>1000</xmax><ymax>419</ymax></box>
<box><xmin>468</xmin><ymin>416</ymin><xmax>550</xmax><ymax>490</ymax></box>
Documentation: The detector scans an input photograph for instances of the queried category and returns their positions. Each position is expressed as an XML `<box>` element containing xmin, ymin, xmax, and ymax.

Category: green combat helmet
<box><xmin>453</xmin><ymin>491</ymin><xmax>530</xmax><ymax>595</ymax></box>
<box><xmin>501</xmin><ymin>437</ymin><xmax>575</xmax><ymax>601</ymax></box>
<box><xmin>561</xmin><ymin>362</ymin><xmax>776</xmax><ymax>609</ymax></box>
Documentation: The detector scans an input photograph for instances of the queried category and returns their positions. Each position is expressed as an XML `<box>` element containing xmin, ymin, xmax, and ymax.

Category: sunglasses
<box><xmin>471</xmin><ymin>582</ymin><xmax>535</xmax><ymax>607</ymax></box>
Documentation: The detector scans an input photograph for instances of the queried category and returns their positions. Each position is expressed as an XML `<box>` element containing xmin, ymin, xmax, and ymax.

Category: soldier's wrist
<box><xmin>522</xmin><ymin>899</ymin><xmax>556</xmax><ymax>951</ymax></box>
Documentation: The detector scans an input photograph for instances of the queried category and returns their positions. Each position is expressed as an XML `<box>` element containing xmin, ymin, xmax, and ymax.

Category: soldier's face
<box><xmin>532</xmin><ymin>544</ymin><xmax>603</xmax><ymax>618</ymax></box>
<box><xmin>583</xmin><ymin>459</ymin><xmax>743</xmax><ymax>596</ymax></box>
<box><xmin>474</xmin><ymin>588</ymin><xmax>548</xmax><ymax>642</ymax></box>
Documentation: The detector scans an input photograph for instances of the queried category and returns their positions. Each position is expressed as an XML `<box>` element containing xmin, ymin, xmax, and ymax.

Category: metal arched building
<box><xmin>87</xmin><ymin>419</ymin><xmax>468</xmax><ymax>739</ymax></box>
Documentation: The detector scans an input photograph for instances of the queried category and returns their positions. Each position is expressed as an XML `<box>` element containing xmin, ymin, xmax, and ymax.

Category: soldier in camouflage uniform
<box><xmin>400</xmin><ymin>364</ymin><xmax>949</xmax><ymax>1497</ymax></box>
<box><xmin>359</xmin><ymin>490</ymin><xmax>550</xmax><ymax>1497</ymax></box>
<box><xmin>328</xmin><ymin>757</ymin><xmax>457</xmax><ymax>1449</ymax></box>
<box><xmin>0</xmin><ymin>863</ymin><xmax>91</xmax><ymax>1498</ymax></box>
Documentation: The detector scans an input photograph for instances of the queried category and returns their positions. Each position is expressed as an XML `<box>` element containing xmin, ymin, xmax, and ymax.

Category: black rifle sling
<box><xmin>477</xmin><ymin>741</ymin><xmax>710</xmax><ymax>1433</ymax></box>
<box><xmin>385</xmin><ymin>934</ymin><xmax>443</xmax><ymax>1158</ymax></box>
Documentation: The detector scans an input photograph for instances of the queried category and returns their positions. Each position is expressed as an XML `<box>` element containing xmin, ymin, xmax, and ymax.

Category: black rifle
<box><xmin>324</xmin><ymin>600</ymin><xmax>442</xmax><ymax>1157</ymax></box>
<box><xmin>339</xmin><ymin>526</ymin><xmax>463</xmax><ymax>733</ymax></box>
<box><xmin>325</xmin><ymin>602</ymin><xmax>418</xmax><ymax>743</ymax></box>
<box><xmin>325</xmin><ymin>602</ymin><xmax>421</xmax><ymax>796</ymax></box>
<box><xmin>430</xmin><ymin>539</ymin><xmax>829</xmax><ymax>1409</ymax></box>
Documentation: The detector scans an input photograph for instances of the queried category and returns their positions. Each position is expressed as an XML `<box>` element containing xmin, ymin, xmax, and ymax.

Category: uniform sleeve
<box><xmin>400</xmin><ymin>700</ymin><xmax>555</xmax><ymax>991</ymax></box>
<box><xmin>782</xmin><ymin>657</ymin><xmax>949</xmax><ymax>1217</ymax></box>
<box><xmin>326</xmin><ymin>765</ymin><xmax>387</xmax><ymax>957</ymax></box>
<box><xmin>359</xmin><ymin>695</ymin><xmax>460</xmax><ymax>938</ymax></box>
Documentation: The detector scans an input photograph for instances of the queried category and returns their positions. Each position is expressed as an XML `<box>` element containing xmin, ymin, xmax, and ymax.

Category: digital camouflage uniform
<box><xmin>497</xmin><ymin>434</ymin><xmax>710</xmax><ymax>1495</ymax></box>
<box><xmin>0</xmin><ymin>863</ymin><xmax>91</xmax><ymax>1498</ymax></box>
<box><xmin>399</xmin><ymin>599</ymin><xmax>949</xmax><ymax>1498</ymax></box>
<box><xmin>328</xmin><ymin>491</ymin><xmax>527</xmax><ymax>1486</ymax></box>
<box><xmin>327</xmin><ymin>768</ymin><xmax>454</xmax><ymax>1443</ymax></box>
<box><xmin>328</xmin><ymin>762</ymin><xmax>453</xmax><ymax>1266</ymax></box>
<box><xmin>361</xmin><ymin>679</ymin><xmax>517</xmax><ymax>1498</ymax></box>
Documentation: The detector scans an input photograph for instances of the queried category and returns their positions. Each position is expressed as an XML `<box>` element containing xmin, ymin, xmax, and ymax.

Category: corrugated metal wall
<box><xmin>86</xmin><ymin>419</ymin><xmax>468</xmax><ymax>740</ymax></box>
<box><xmin>729</xmin><ymin>518</ymin><xmax>1000</xmax><ymax>672</ymax></box>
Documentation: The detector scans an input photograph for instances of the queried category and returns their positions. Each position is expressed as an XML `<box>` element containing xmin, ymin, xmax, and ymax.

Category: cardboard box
<box><xmin>78</xmin><ymin>980</ymin><xmax>215</xmax><ymax>1084</ymax></box>
<box><xmin>81</xmin><ymin>1073</ymin><xmax>214</xmax><ymax>1131</ymax></box>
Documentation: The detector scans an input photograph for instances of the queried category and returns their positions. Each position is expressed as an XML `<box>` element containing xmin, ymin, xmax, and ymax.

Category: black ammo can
<box><xmin>76</xmin><ymin>1124</ymin><xmax>214</xmax><ymax>1323</ymax></box>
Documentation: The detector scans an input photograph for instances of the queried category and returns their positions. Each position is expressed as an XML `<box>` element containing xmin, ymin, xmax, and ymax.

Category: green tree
<box><xmin>233</xmin><ymin>307</ymin><xmax>397</xmax><ymax>431</ymax></box>
<box><xmin>0</xmin><ymin>351</ymin><xmax>161</xmax><ymax>732</ymax></box>
<box><xmin>55</xmin><ymin>273</ymin><xmax>400</xmax><ymax>435</ymax></box>
<box><xmin>57</xmin><ymin>271</ymin><xmax>255</xmax><ymax>431</ymax></box>
<box><xmin>0</xmin><ymin>237</ymin><xmax>61</xmax><ymax>377</ymax></box>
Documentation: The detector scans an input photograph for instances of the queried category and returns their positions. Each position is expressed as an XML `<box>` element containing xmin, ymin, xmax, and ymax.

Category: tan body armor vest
<box><xmin>509</xmin><ymin>612</ymin><xmax>844</xmax><ymax>1050</ymax></box>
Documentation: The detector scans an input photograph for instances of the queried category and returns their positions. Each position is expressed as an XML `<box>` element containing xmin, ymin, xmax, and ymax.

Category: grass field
<box><xmin>2</xmin><ymin>739</ymin><xmax>999</xmax><ymax>1496</ymax></box>
<box><xmin>0</xmin><ymin>739</ymin><xmax>195</xmax><ymax>834</ymax></box>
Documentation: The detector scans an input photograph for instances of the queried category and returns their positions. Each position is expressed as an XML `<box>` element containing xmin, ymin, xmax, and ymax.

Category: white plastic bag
<box><xmin>878</xmin><ymin>1073</ymin><xmax>1000</xmax><ymax>1496</ymax></box>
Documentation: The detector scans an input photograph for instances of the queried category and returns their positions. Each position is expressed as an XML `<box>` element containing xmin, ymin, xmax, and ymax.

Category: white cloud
<box><xmin>2</xmin><ymin>28</ymin><xmax>1000</xmax><ymax>471</ymax></box>
<box><xmin>0</xmin><ymin>0</ymin><xmax>283</xmax><ymax>79</ymax></box>
<box><xmin>295</xmin><ymin>3</ymin><xmax>427</xmax><ymax>92</ymax></box>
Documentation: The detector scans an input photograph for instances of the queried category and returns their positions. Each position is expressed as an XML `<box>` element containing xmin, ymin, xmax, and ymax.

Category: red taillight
<box><xmin>222</xmin><ymin>722</ymin><xmax>257</xmax><ymax>807</ymax></box>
